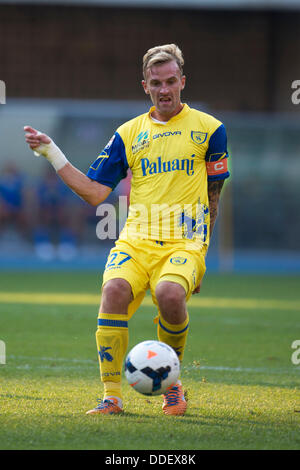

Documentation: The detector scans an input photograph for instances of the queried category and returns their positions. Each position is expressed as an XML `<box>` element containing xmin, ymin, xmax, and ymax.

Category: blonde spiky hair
<box><xmin>143</xmin><ymin>44</ymin><xmax>184</xmax><ymax>79</ymax></box>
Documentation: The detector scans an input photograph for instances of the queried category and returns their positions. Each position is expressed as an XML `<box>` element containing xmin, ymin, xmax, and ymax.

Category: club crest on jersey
<box><xmin>191</xmin><ymin>131</ymin><xmax>208</xmax><ymax>144</ymax></box>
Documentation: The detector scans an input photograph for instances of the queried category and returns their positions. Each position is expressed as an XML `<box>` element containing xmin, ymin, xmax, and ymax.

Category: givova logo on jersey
<box><xmin>132</xmin><ymin>130</ymin><xmax>150</xmax><ymax>155</ymax></box>
<box><xmin>153</xmin><ymin>131</ymin><xmax>181</xmax><ymax>139</ymax></box>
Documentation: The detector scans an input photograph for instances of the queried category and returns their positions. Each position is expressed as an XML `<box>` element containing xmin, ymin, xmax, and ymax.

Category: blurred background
<box><xmin>0</xmin><ymin>0</ymin><xmax>300</xmax><ymax>273</ymax></box>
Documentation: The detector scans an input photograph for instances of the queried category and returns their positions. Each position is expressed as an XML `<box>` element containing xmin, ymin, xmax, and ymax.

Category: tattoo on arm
<box><xmin>207</xmin><ymin>179</ymin><xmax>224</xmax><ymax>237</ymax></box>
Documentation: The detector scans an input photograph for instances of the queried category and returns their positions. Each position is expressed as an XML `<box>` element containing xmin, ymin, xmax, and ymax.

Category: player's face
<box><xmin>142</xmin><ymin>60</ymin><xmax>186</xmax><ymax>121</ymax></box>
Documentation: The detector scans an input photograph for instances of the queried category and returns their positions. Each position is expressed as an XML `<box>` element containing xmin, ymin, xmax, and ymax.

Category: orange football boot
<box><xmin>162</xmin><ymin>383</ymin><xmax>187</xmax><ymax>416</ymax></box>
<box><xmin>86</xmin><ymin>398</ymin><xmax>123</xmax><ymax>415</ymax></box>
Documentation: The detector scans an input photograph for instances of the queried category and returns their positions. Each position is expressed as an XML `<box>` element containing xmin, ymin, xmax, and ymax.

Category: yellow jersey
<box><xmin>87</xmin><ymin>104</ymin><xmax>229</xmax><ymax>248</ymax></box>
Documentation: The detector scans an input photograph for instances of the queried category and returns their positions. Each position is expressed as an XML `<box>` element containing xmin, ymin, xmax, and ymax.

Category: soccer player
<box><xmin>24</xmin><ymin>44</ymin><xmax>230</xmax><ymax>416</ymax></box>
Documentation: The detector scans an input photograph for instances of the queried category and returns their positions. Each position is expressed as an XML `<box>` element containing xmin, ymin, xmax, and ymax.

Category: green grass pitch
<box><xmin>0</xmin><ymin>271</ymin><xmax>300</xmax><ymax>450</ymax></box>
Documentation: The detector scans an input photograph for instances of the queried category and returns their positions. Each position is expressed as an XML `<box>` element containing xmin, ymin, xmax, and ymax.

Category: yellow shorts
<box><xmin>102</xmin><ymin>238</ymin><xmax>206</xmax><ymax>319</ymax></box>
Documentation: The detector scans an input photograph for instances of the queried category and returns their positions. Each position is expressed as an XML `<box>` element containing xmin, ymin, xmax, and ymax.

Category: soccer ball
<box><xmin>124</xmin><ymin>340</ymin><xmax>180</xmax><ymax>396</ymax></box>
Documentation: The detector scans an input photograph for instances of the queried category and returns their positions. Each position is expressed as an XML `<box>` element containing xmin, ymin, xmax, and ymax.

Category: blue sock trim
<box><xmin>98</xmin><ymin>319</ymin><xmax>128</xmax><ymax>328</ymax></box>
<box><xmin>158</xmin><ymin>319</ymin><xmax>189</xmax><ymax>335</ymax></box>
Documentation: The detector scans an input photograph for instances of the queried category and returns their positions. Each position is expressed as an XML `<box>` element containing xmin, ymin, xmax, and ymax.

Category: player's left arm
<box><xmin>207</xmin><ymin>179</ymin><xmax>225</xmax><ymax>238</ymax></box>
<box><xmin>192</xmin><ymin>123</ymin><xmax>229</xmax><ymax>295</ymax></box>
<box><xmin>205</xmin><ymin>122</ymin><xmax>230</xmax><ymax>238</ymax></box>
<box><xmin>192</xmin><ymin>180</ymin><xmax>224</xmax><ymax>295</ymax></box>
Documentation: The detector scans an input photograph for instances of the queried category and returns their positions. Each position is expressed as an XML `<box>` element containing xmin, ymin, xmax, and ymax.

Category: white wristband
<box><xmin>34</xmin><ymin>139</ymin><xmax>68</xmax><ymax>172</ymax></box>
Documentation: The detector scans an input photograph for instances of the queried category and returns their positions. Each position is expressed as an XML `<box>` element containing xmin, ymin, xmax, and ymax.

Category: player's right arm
<box><xmin>24</xmin><ymin>126</ymin><xmax>112</xmax><ymax>206</ymax></box>
<box><xmin>57</xmin><ymin>163</ymin><xmax>112</xmax><ymax>206</ymax></box>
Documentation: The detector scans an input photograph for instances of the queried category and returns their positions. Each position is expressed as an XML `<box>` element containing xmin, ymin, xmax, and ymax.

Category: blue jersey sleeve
<box><xmin>205</xmin><ymin>124</ymin><xmax>230</xmax><ymax>181</ymax></box>
<box><xmin>87</xmin><ymin>132</ymin><xmax>129</xmax><ymax>190</ymax></box>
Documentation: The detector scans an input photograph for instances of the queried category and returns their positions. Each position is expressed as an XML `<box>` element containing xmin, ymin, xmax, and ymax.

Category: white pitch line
<box><xmin>8</xmin><ymin>354</ymin><xmax>96</xmax><ymax>364</ymax></box>
<box><xmin>13</xmin><ymin>364</ymin><xmax>96</xmax><ymax>371</ymax></box>
<box><xmin>5</xmin><ymin>355</ymin><xmax>300</xmax><ymax>375</ymax></box>
<box><xmin>184</xmin><ymin>365</ymin><xmax>300</xmax><ymax>375</ymax></box>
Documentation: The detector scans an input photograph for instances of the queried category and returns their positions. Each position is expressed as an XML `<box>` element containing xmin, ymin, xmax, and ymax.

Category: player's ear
<box><xmin>142</xmin><ymin>80</ymin><xmax>149</xmax><ymax>95</ymax></box>
<box><xmin>181</xmin><ymin>75</ymin><xmax>186</xmax><ymax>90</ymax></box>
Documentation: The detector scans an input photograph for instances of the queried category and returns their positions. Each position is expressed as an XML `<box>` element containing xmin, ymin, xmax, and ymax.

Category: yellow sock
<box><xmin>157</xmin><ymin>313</ymin><xmax>189</xmax><ymax>363</ymax></box>
<box><xmin>96</xmin><ymin>312</ymin><xmax>129</xmax><ymax>401</ymax></box>
<box><xmin>104</xmin><ymin>381</ymin><xmax>122</xmax><ymax>404</ymax></box>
